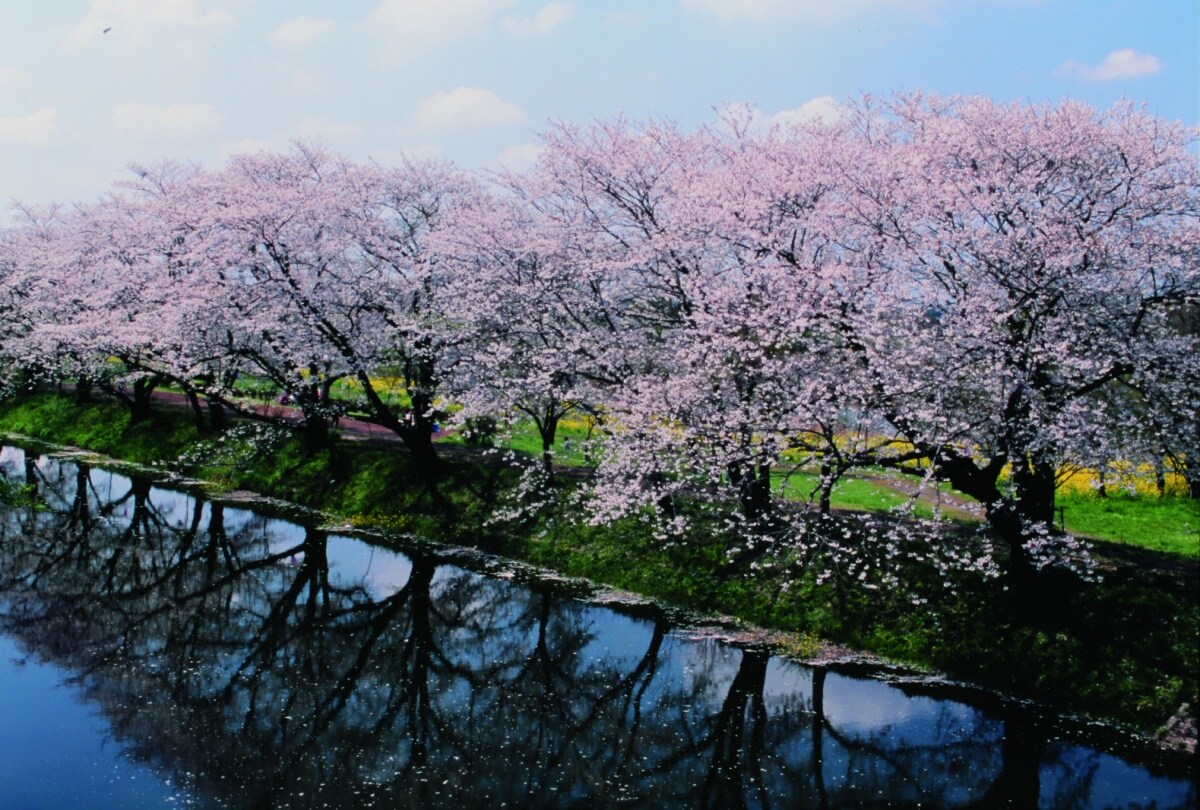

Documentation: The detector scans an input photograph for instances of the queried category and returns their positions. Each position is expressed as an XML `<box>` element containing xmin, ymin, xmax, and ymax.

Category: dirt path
<box><xmin>148</xmin><ymin>389</ymin><xmax>458</xmax><ymax>443</ymax></box>
<box><xmin>859</xmin><ymin>472</ymin><xmax>986</xmax><ymax>522</ymax></box>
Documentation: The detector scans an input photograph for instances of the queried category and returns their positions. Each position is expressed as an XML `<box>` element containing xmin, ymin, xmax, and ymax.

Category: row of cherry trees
<box><xmin>2</xmin><ymin>94</ymin><xmax>1197</xmax><ymax>570</ymax></box>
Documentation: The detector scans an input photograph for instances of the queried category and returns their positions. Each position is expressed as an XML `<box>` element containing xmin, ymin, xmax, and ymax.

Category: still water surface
<box><xmin>0</xmin><ymin>446</ymin><xmax>1194</xmax><ymax>808</ymax></box>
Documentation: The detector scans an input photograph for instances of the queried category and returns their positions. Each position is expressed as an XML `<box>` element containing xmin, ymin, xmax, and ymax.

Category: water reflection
<box><xmin>0</xmin><ymin>447</ymin><xmax>1195</xmax><ymax>808</ymax></box>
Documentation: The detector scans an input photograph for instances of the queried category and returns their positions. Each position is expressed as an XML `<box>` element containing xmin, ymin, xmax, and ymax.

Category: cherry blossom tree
<box><xmin>434</xmin><ymin>158</ymin><xmax>637</xmax><ymax>476</ymax></box>
<box><xmin>53</xmin><ymin>181</ymin><xmax>220</xmax><ymax>422</ymax></box>
<box><xmin>182</xmin><ymin>144</ymin><xmax>476</xmax><ymax>466</ymax></box>
<box><xmin>0</xmin><ymin>201</ymin><xmax>140</xmax><ymax>401</ymax></box>
<box><xmin>2</xmin><ymin>164</ymin><xmax>238</xmax><ymax>427</ymax></box>
<box><xmin>112</xmin><ymin>160</ymin><xmax>245</xmax><ymax>430</ymax></box>
<box><xmin>345</xmin><ymin>157</ymin><xmax>481</xmax><ymax>471</ymax></box>
<box><xmin>0</xmin><ymin>204</ymin><xmax>65</xmax><ymax>392</ymax></box>
<box><xmin>488</xmin><ymin>117</ymin><xmax>867</xmax><ymax>551</ymax></box>
<box><xmin>834</xmin><ymin>95</ymin><xmax>1200</xmax><ymax>569</ymax></box>
<box><xmin>188</xmin><ymin>145</ymin><xmax>381</xmax><ymax>447</ymax></box>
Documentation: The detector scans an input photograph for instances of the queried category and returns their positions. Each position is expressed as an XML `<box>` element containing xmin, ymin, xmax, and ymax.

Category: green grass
<box><xmin>0</xmin><ymin>390</ymin><xmax>202</xmax><ymax>464</ymax></box>
<box><xmin>772</xmin><ymin>469</ymin><xmax>939</xmax><ymax>516</ymax></box>
<box><xmin>469</xmin><ymin>419</ymin><xmax>946</xmax><ymax>516</ymax></box>
<box><xmin>92</xmin><ymin>379</ymin><xmax>1199</xmax><ymax>559</ymax></box>
<box><xmin>500</xmin><ymin>419</ymin><xmax>597</xmax><ymax>464</ymax></box>
<box><xmin>5</xmin><ymin>393</ymin><xmax>1194</xmax><ymax>556</ymax></box>
<box><xmin>1060</xmin><ymin>492</ymin><xmax>1200</xmax><ymax>557</ymax></box>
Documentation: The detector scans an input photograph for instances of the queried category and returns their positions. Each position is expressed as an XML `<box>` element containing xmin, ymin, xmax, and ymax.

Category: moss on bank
<box><xmin>1</xmin><ymin>391</ymin><xmax>1197</xmax><ymax>736</ymax></box>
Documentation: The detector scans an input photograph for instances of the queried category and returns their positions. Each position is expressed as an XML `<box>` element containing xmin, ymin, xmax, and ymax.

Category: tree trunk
<box><xmin>810</xmin><ymin>667</ymin><xmax>829</xmax><ymax>809</ymax></box>
<box><xmin>294</xmin><ymin>378</ymin><xmax>334</xmax><ymax>451</ymax></box>
<box><xmin>130</xmin><ymin>377</ymin><xmax>158</xmax><ymax>423</ymax></box>
<box><xmin>915</xmin><ymin>449</ymin><xmax>1038</xmax><ymax>578</ymax></box>
<box><xmin>968</xmin><ymin>711</ymin><xmax>1046</xmax><ymax>807</ymax></box>
<box><xmin>702</xmin><ymin>648</ymin><xmax>769</xmax><ymax>805</ymax></box>
<box><xmin>300</xmin><ymin>411</ymin><xmax>330</xmax><ymax>451</ymax></box>
<box><xmin>208</xmin><ymin>398</ymin><xmax>227</xmax><ymax>430</ymax></box>
<box><xmin>728</xmin><ymin>461</ymin><xmax>773</xmax><ymax>526</ymax></box>
<box><xmin>538</xmin><ymin>411</ymin><xmax>560</xmax><ymax>475</ymax></box>
<box><xmin>402</xmin><ymin>424</ymin><xmax>440</xmax><ymax>477</ymax></box>
<box><xmin>720</xmin><ymin>461</ymin><xmax>778</xmax><ymax>574</ymax></box>
<box><xmin>1011</xmin><ymin>455</ymin><xmax>1056</xmax><ymax>529</ymax></box>
<box><xmin>406</xmin><ymin>375</ymin><xmax>441</xmax><ymax>472</ymax></box>
<box><xmin>69</xmin><ymin>465</ymin><xmax>92</xmax><ymax>530</ymax></box>
<box><xmin>978</xmin><ymin>500</ymin><xmax>1037</xmax><ymax>578</ymax></box>
<box><xmin>184</xmin><ymin>388</ymin><xmax>208</xmax><ymax>432</ymax></box>
<box><xmin>403</xmin><ymin>555</ymin><xmax>437</xmax><ymax>766</ymax></box>
<box><xmin>818</xmin><ymin>459</ymin><xmax>834</xmax><ymax>515</ymax></box>
<box><xmin>340</xmin><ymin>368</ymin><xmax>443</xmax><ymax>478</ymax></box>
<box><xmin>646</xmin><ymin>470</ymin><xmax>677</xmax><ymax>520</ymax></box>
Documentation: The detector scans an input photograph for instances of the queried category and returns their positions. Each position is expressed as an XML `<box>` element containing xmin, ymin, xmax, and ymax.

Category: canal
<box><xmin>0</xmin><ymin>446</ymin><xmax>1194</xmax><ymax>808</ymax></box>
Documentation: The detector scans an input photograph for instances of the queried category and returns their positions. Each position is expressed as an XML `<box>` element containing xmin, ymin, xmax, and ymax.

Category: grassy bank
<box><xmin>1</xmin><ymin>391</ymin><xmax>1197</xmax><ymax>737</ymax></box>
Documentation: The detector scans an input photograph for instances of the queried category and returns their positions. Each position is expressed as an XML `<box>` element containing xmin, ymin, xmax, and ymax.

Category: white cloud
<box><xmin>681</xmin><ymin>0</ymin><xmax>931</xmax><ymax>23</ymax></box>
<box><xmin>714</xmin><ymin>97</ymin><xmax>845</xmax><ymax>136</ymax></box>
<box><xmin>0</xmin><ymin>67</ymin><xmax>26</xmax><ymax>87</ymax></box>
<box><xmin>295</xmin><ymin>118</ymin><xmax>363</xmax><ymax>141</ymax></box>
<box><xmin>1058</xmin><ymin>48</ymin><xmax>1163</xmax><ymax>82</ymax></box>
<box><xmin>771</xmin><ymin>96</ymin><xmax>846</xmax><ymax>126</ymax></box>
<box><xmin>414</xmin><ymin>87</ymin><xmax>525</xmax><ymax>129</ymax></box>
<box><xmin>503</xmin><ymin>2</ymin><xmax>573</xmax><ymax>35</ymax></box>
<box><xmin>113</xmin><ymin>102</ymin><xmax>223</xmax><ymax>141</ymax></box>
<box><xmin>269</xmin><ymin>17</ymin><xmax>335</xmax><ymax>49</ymax></box>
<box><xmin>69</xmin><ymin>0</ymin><xmax>231</xmax><ymax>44</ymax></box>
<box><xmin>0</xmin><ymin>109</ymin><xmax>58</xmax><ymax>145</ymax></box>
<box><xmin>492</xmin><ymin>142</ymin><xmax>542</xmax><ymax>172</ymax></box>
<box><xmin>368</xmin><ymin>0</ymin><xmax>515</xmax><ymax>56</ymax></box>
<box><xmin>276</xmin><ymin>65</ymin><xmax>334</xmax><ymax>96</ymax></box>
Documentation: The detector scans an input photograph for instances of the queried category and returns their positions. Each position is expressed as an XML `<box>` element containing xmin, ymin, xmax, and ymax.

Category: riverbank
<box><xmin>0</xmin><ymin>391</ymin><xmax>1196</xmax><ymax>746</ymax></box>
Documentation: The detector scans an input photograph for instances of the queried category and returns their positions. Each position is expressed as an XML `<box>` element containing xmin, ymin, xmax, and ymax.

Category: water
<box><xmin>0</xmin><ymin>446</ymin><xmax>1194</xmax><ymax>808</ymax></box>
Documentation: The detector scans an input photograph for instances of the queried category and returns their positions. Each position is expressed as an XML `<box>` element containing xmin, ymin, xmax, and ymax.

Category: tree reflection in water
<box><xmin>0</xmin><ymin>447</ymin><xmax>1195</xmax><ymax>808</ymax></box>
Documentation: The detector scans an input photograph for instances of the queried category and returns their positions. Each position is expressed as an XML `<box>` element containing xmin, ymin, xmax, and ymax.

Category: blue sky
<box><xmin>1</xmin><ymin>1</ymin><xmax>1196</xmax><ymax>216</ymax></box>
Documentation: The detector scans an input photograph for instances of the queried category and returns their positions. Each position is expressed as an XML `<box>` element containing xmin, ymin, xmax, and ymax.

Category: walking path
<box><xmin>148</xmin><ymin>389</ymin><xmax>456</xmax><ymax>443</ymax></box>
<box><xmin>859</xmin><ymin>472</ymin><xmax>986</xmax><ymax>521</ymax></box>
